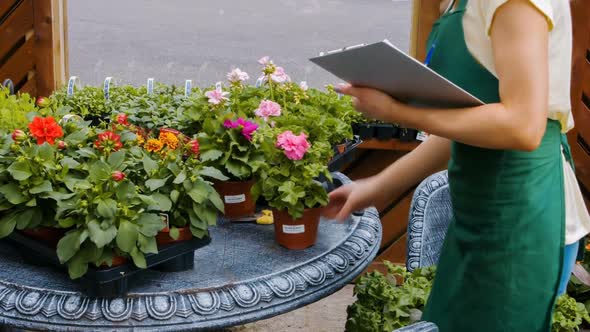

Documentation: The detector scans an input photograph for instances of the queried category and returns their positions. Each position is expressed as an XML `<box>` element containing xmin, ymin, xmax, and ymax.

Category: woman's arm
<box><xmin>324</xmin><ymin>135</ymin><xmax>450</xmax><ymax>221</ymax></box>
<box><xmin>338</xmin><ymin>0</ymin><xmax>550</xmax><ymax>151</ymax></box>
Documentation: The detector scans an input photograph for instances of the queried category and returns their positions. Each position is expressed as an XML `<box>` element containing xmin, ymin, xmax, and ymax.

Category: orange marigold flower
<box><xmin>145</xmin><ymin>139</ymin><xmax>163</xmax><ymax>152</ymax></box>
<box><xmin>28</xmin><ymin>116</ymin><xmax>64</xmax><ymax>145</ymax></box>
<box><xmin>159</xmin><ymin>132</ymin><xmax>179</xmax><ymax>150</ymax></box>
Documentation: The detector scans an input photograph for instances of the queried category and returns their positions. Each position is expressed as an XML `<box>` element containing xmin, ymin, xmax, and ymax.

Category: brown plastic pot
<box><xmin>156</xmin><ymin>226</ymin><xmax>193</xmax><ymax>245</ymax></box>
<box><xmin>273</xmin><ymin>207</ymin><xmax>322</xmax><ymax>250</ymax></box>
<box><xmin>213</xmin><ymin>179</ymin><xmax>257</xmax><ymax>219</ymax></box>
<box><xmin>21</xmin><ymin>227</ymin><xmax>67</xmax><ymax>247</ymax></box>
<box><xmin>336</xmin><ymin>143</ymin><xmax>346</xmax><ymax>154</ymax></box>
<box><xmin>99</xmin><ymin>255</ymin><xmax>127</xmax><ymax>269</ymax></box>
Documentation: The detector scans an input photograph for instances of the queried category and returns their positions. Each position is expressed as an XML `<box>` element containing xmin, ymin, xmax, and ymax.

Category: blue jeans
<box><xmin>558</xmin><ymin>241</ymin><xmax>580</xmax><ymax>295</ymax></box>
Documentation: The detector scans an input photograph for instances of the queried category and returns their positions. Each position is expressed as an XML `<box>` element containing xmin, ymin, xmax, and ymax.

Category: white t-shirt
<box><xmin>459</xmin><ymin>0</ymin><xmax>590</xmax><ymax>244</ymax></box>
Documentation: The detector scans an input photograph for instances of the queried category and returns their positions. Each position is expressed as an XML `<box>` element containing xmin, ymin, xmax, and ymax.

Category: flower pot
<box><xmin>358</xmin><ymin>124</ymin><xmax>374</xmax><ymax>139</ymax></box>
<box><xmin>99</xmin><ymin>255</ymin><xmax>127</xmax><ymax>269</ymax></box>
<box><xmin>213</xmin><ymin>179</ymin><xmax>257</xmax><ymax>219</ymax></box>
<box><xmin>375</xmin><ymin>124</ymin><xmax>394</xmax><ymax>140</ymax></box>
<box><xmin>156</xmin><ymin>226</ymin><xmax>193</xmax><ymax>246</ymax></box>
<box><xmin>21</xmin><ymin>227</ymin><xmax>66</xmax><ymax>247</ymax></box>
<box><xmin>335</xmin><ymin>143</ymin><xmax>347</xmax><ymax>154</ymax></box>
<box><xmin>391</xmin><ymin>125</ymin><xmax>400</xmax><ymax>139</ymax></box>
<box><xmin>351</xmin><ymin>123</ymin><xmax>361</xmax><ymax>136</ymax></box>
<box><xmin>273</xmin><ymin>207</ymin><xmax>322</xmax><ymax>250</ymax></box>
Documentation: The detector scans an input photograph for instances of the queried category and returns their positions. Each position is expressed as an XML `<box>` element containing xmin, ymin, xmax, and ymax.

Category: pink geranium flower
<box><xmin>270</xmin><ymin>66</ymin><xmax>291</xmax><ymax>83</ymax></box>
<box><xmin>227</xmin><ymin>68</ymin><xmax>250</xmax><ymax>83</ymax></box>
<box><xmin>258</xmin><ymin>56</ymin><xmax>271</xmax><ymax>65</ymax></box>
<box><xmin>255</xmin><ymin>100</ymin><xmax>282</xmax><ymax>121</ymax></box>
<box><xmin>223</xmin><ymin>118</ymin><xmax>259</xmax><ymax>141</ymax></box>
<box><xmin>276</xmin><ymin>131</ymin><xmax>311</xmax><ymax>160</ymax></box>
<box><xmin>205</xmin><ymin>86</ymin><xmax>229</xmax><ymax>105</ymax></box>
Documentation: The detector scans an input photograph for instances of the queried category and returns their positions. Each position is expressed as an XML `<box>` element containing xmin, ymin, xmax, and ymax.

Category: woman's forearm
<box><xmin>375</xmin><ymin>135</ymin><xmax>451</xmax><ymax>201</ymax></box>
<box><xmin>397</xmin><ymin>102</ymin><xmax>547</xmax><ymax>151</ymax></box>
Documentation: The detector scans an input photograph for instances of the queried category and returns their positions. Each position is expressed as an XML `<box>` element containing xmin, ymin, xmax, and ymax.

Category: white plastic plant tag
<box><xmin>224</xmin><ymin>194</ymin><xmax>246</xmax><ymax>204</ymax></box>
<box><xmin>67</xmin><ymin>76</ymin><xmax>80</xmax><ymax>97</ymax></box>
<box><xmin>103</xmin><ymin>77</ymin><xmax>113</xmax><ymax>100</ymax></box>
<box><xmin>184</xmin><ymin>79</ymin><xmax>193</xmax><ymax>97</ymax></box>
<box><xmin>215</xmin><ymin>81</ymin><xmax>222</xmax><ymax>91</ymax></box>
<box><xmin>416</xmin><ymin>131</ymin><xmax>429</xmax><ymax>142</ymax></box>
<box><xmin>160</xmin><ymin>213</ymin><xmax>170</xmax><ymax>228</ymax></box>
<box><xmin>255</xmin><ymin>77</ymin><xmax>264</xmax><ymax>88</ymax></box>
<box><xmin>147</xmin><ymin>78</ymin><xmax>155</xmax><ymax>95</ymax></box>
<box><xmin>282</xmin><ymin>225</ymin><xmax>305</xmax><ymax>234</ymax></box>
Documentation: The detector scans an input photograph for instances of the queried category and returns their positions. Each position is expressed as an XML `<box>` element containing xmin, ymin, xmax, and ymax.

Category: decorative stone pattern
<box><xmin>406</xmin><ymin>170</ymin><xmax>453</xmax><ymax>272</ymax></box>
<box><xmin>0</xmin><ymin>173</ymin><xmax>381</xmax><ymax>331</ymax></box>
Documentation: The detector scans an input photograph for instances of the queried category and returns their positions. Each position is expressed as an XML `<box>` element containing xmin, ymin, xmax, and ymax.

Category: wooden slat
<box><xmin>19</xmin><ymin>75</ymin><xmax>36</xmax><ymax>96</ymax></box>
<box><xmin>0</xmin><ymin>0</ymin><xmax>34</xmax><ymax>61</ymax></box>
<box><xmin>410</xmin><ymin>0</ymin><xmax>440</xmax><ymax>61</ymax></box>
<box><xmin>0</xmin><ymin>0</ymin><xmax>20</xmax><ymax>23</ymax></box>
<box><xmin>0</xmin><ymin>36</ymin><xmax>34</xmax><ymax>84</ymax></box>
<box><xmin>379</xmin><ymin>192</ymin><xmax>412</xmax><ymax>250</ymax></box>
<box><xmin>359</xmin><ymin>139</ymin><xmax>421</xmax><ymax>151</ymax></box>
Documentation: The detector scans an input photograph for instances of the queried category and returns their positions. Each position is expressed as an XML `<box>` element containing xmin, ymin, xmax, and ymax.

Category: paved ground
<box><xmin>68</xmin><ymin>0</ymin><xmax>412</xmax><ymax>89</ymax></box>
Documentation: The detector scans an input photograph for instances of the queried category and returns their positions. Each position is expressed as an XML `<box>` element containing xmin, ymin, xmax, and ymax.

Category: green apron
<box><xmin>421</xmin><ymin>1</ymin><xmax>564</xmax><ymax>331</ymax></box>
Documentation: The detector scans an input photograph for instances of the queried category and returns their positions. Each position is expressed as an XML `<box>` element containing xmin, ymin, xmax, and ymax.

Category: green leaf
<box><xmin>15</xmin><ymin>209</ymin><xmax>35</xmax><ymax>230</ymax></box>
<box><xmin>25</xmin><ymin>198</ymin><xmax>36</xmax><ymax>207</ymax></box>
<box><xmin>67</xmin><ymin>252</ymin><xmax>89</xmax><ymax>280</ymax></box>
<box><xmin>200</xmin><ymin>166</ymin><xmax>229</xmax><ymax>181</ymax></box>
<box><xmin>57</xmin><ymin>230</ymin><xmax>82</xmax><ymax>263</ymax></box>
<box><xmin>116</xmin><ymin>180</ymin><xmax>136</xmax><ymax>201</ymax></box>
<box><xmin>29</xmin><ymin>180</ymin><xmax>53</xmax><ymax>194</ymax></box>
<box><xmin>167</xmin><ymin>162</ymin><xmax>181</xmax><ymax>177</ymax></box>
<box><xmin>149</xmin><ymin>192</ymin><xmax>172</xmax><ymax>212</ymax></box>
<box><xmin>138</xmin><ymin>234</ymin><xmax>158</xmax><ymax>254</ymax></box>
<box><xmin>61</xmin><ymin>157</ymin><xmax>80</xmax><ymax>169</ymax></box>
<box><xmin>189</xmin><ymin>225</ymin><xmax>208</xmax><ymax>239</ymax></box>
<box><xmin>76</xmin><ymin>147</ymin><xmax>97</xmax><ymax>159</ymax></box>
<box><xmin>64</xmin><ymin>130</ymin><xmax>88</xmax><ymax>146</ymax></box>
<box><xmin>96</xmin><ymin>198</ymin><xmax>117</xmax><ymax>219</ymax></box>
<box><xmin>89</xmin><ymin>161</ymin><xmax>111</xmax><ymax>182</ymax></box>
<box><xmin>193</xmin><ymin>204</ymin><xmax>218</xmax><ymax>226</ymax></box>
<box><xmin>173</xmin><ymin>171</ymin><xmax>187</xmax><ymax>184</ymax></box>
<box><xmin>208</xmin><ymin>189</ymin><xmax>225</xmax><ymax>213</ymax></box>
<box><xmin>169</xmin><ymin>227</ymin><xmax>180</xmax><ymax>240</ymax></box>
<box><xmin>37</xmin><ymin>143</ymin><xmax>54</xmax><ymax>161</ymax></box>
<box><xmin>224</xmin><ymin>159</ymin><xmax>250</xmax><ymax>179</ymax></box>
<box><xmin>87</xmin><ymin>220</ymin><xmax>117</xmax><ymax>248</ymax></box>
<box><xmin>116</xmin><ymin>220</ymin><xmax>138</xmax><ymax>253</ymax></box>
<box><xmin>0</xmin><ymin>183</ymin><xmax>27</xmax><ymax>204</ymax></box>
<box><xmin>137</xmin><ymin>213</ymin><xmax>165</xmax><ymax>237</ymax></box>
<box><xmin>187</xmin><ymin>183</ymin><xmax>208</xmax><ymax>204</ymax></box>
<box><xmin>170</xmin><ymin>190</ymin><xmax>180</xmax><ymax>204</ymax></box>
<box><xmin>0</xmin><ymin>212</ymin><xmax>17</xmax><ymax>238</ymax></box>
<box><xmin>130</xmin><ymin>247</ymin><xmax>147</xmax><ymax>268</ymax></box>
<box><xmin>108</xmin><ymin>150</ymin><xmax>126</xmax><ymax>169</ymax></box>
<box><xmin>7</xmin><ymin>161</ymin><xmax>32</xmax><ymax>181</ymax></box>
<box><xmin>188</xmin><ymin>209</ymin><xmax>207</xmax><ymax>229</ymax></box>
<box><xmin>145</xmin><ymin>177</ymin><xmax>169</xmax><ymax>191</ymax></box>
<box><xmin>143</xmin><ymin>155</ymin><xmax>158</xmax><ymax>174</ymax></box>
<box><xmin>200</xmin><ymin>149</ymin><xmax>223</xmax><ymax>162</ymax></box>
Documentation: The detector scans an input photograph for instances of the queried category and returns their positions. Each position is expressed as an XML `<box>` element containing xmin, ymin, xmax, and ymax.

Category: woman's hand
<box><xmin>335</xmin><ymin>84</ymin><xmax>408</xmax><ymax>124</ymax></box>
<box><xmin>322</xmin><ymin>176</ymin><xmax>383</xmax><ymax>222</ymax></box>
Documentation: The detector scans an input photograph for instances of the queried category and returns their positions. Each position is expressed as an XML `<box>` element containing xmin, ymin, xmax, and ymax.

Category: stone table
<box><xmin>0</xmin><ymin>174</ymin><xmax>381</xmax><ymax>331</ymax></box>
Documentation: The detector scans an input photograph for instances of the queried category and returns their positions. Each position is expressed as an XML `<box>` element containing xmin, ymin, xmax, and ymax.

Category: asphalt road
<box><xmin>68</xmin><ymin>0</ymin><xmax>412</xmax><ymax>89</ymax></box>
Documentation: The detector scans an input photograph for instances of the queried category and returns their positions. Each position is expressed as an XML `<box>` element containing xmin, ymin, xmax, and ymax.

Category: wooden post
<box><xmin>409</xmin><ymin>0</ymin><xmax>440</xmax><ymax>61</ymax></box>
<box><xmin>33</xmin><ymin>0</ymin><xmax>68</xmax><ymax>97</ymax></box>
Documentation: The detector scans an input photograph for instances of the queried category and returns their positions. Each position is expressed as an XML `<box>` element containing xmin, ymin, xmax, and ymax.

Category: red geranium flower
<box><xmin>189</xmin><ymin>139</ymin><xmax>200</xmax><ymax>156</ymax></box>
<box><xmin>28</xmin><ymin>116</ymin><xmax>64</xmax><ymax>145</ymax></box>
<box><xmin>116</xmin><ymin>113</ymin><xmax>129</xmax><ymax>126</ymax></box>
<box><xmin>94</xmin><ymin>131</ymin><xmax>123</xmax><ymax>152</ymax></box>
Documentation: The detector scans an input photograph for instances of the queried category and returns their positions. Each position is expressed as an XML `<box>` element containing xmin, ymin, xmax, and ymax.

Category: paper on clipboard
<box><xmin>310</xmin><ymin>39</ymin><xmax>483</xmax><ymax>108</ymax></box>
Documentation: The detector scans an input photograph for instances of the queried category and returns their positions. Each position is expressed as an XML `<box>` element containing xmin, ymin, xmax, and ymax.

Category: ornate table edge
<box><xmin>0</xmin><ymin>172</ymin><xmax>382</xmax><ymax>331</ymax></box>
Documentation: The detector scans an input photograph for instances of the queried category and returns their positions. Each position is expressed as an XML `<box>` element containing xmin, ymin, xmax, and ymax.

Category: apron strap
<box><xmin>561</xmin><ymin>133</ymin><xmax>575</xmax><ymax>172</ymax></box>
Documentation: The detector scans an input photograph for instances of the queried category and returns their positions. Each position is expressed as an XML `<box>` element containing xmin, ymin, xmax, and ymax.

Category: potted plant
<box><xmin>253</xmin><ymin>127</ymin><xmax>332</xmax><ymax>249</ymax></box>
<box><xmin>197</xmin><ymin>113</ymin><xmax>264</xmax><ymax>219</ymax></box>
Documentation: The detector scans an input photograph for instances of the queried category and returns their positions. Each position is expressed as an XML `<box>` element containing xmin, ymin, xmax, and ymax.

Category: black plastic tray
<box><xmin>328</xmin><ymin>135</ymin><xmax>362</xmax><ymax>172</ymax></box>
<box><xmin>6</xmin><ymin>232</ymin><xmax>211</xmax><ymax>298</ymax></box>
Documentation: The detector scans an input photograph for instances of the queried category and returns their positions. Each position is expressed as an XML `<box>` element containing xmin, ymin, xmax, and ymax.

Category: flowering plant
<box><xmin>197</xmin><ymin>113</ymin><xmax>265</xmax><ymax>182</ymax></box>
<box><xmin>252</xmin><ymin>126</ymin><xmax>332</xmax><ymax>219</ymax></box>
<box><xmin>0</xmin><ymin>114</ymin><xmax>223</xmax><ymax>279</ymax></box>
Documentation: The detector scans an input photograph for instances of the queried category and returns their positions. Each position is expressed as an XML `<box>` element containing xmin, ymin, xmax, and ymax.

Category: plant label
<box><xmin>282</xmin><ymin>224</ymin><xmax>305</xmax><ymax>234</ymax></box>
<box><xmin>224</xmin><ymin>194</ymin><xmax>246</xmax><ymax>204</ymax></box>
<box><xmin>160</xmin><ymin>213</ymin><xmax>170</xmax><ymax>228</ymax></box>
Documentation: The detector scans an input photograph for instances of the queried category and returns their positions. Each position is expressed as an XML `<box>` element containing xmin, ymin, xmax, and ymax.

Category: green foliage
<box><xmin>552</xmin><ymin>294</ymin><xmax>590</xmax><ymax>332</ymax></box>
<box><xmin>0</xmin><ymin>87</ymin><xmax>38</xmax><ymax>135</ymax></box>
<box><xmin>345</xmin><ymin>262</ymin><xmax>436</xmax><ymax>332</ymax></box>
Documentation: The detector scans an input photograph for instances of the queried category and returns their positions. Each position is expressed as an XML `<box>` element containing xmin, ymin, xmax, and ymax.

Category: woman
<box><xmin>325</xmin><ymin>0</ymin><xmax>590</xmax><ymax>330</ymax></box>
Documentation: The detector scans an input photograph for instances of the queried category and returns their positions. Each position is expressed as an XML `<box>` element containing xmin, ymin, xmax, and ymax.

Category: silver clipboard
<box><xmin>310</xmin><ymin>39</ymin><xmax>483</xmax><ymax>108</ymax></box>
